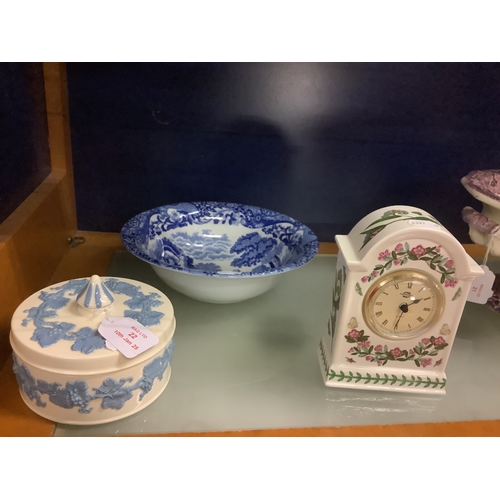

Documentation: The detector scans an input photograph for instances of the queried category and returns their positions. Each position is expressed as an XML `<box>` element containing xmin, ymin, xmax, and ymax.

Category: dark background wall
<box><xmin>64</xmin><ymin>63</ymin><xmax>500</xmax><ymax>241</ymax></box>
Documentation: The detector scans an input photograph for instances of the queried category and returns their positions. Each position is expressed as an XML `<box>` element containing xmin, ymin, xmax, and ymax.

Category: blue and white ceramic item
<box><xmin>10</xmin><ymin>275</ymin><xmax>176</xmax><ymax>425</ymax></box>
<box><xmin>121</xmin><ymin>202</ymin><xmax>319</xmax><ymax>303</ymax></box>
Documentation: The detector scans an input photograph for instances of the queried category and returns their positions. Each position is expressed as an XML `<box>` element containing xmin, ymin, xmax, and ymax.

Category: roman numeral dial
<box><xmin>362</xmin><ymin>269</ymin><xmax>445</xmax><ymax>340</ymax></box>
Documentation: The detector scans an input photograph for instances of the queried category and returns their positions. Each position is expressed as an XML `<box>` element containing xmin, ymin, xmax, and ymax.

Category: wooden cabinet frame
<box><xmin>0</xmin><ymin>63</ymin><xmax>76</xmax><ymax>367</ymax></box>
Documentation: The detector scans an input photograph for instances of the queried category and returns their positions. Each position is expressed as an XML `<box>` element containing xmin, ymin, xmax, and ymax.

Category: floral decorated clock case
<box><xmin>318</xmin><ymin>205</ymin><xmax>484</xmax><ymax>395</ymax></box>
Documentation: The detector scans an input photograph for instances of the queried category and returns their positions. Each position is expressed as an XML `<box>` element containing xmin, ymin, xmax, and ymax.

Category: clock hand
<box><xmin>394</xmin><ymin>310</ymin><xmax>404</xmax><ymax>329</ymax></box>
<box><xmin>394</xmin><ymin>303</ymin><xmax>409</xmax><ymax>329</ymax></box>
<box><xmin>407</xmin><ymin>298</ymin><xmax>422</xmax><ymax>307</ymax></box>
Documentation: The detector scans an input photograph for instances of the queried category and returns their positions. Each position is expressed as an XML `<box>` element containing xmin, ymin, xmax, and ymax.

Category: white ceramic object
<box><xmin>121</xmin><ymin>202</ymin><xmax>319</xmax><ymax>303</ymax></box>
<box><xmin>318</xmin><ymin>205</ymin><xmax>483</xmax><ymax>395</ymax></box>
<box><xmin>462</xmin><ymin>169</ymin><xmax>500</xmax><ymax>256</ymax></box>
<box><xmin>10</xmin><ymin>275</ymin><xmax>176</xmax><ymax>425</ymax></box>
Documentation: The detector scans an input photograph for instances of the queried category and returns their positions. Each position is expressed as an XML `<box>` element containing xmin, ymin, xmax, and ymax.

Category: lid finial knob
<box><xmin>76</xmin><ymin>275</ymin><xmax>115</xmax><ymax>312</ymax></box>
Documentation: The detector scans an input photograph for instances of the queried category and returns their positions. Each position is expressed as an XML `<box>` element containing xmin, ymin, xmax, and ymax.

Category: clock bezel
<box><xmin>362</xmin><ymin>268</ymin><xmax>446</xmax><ymax>341</ymax></box>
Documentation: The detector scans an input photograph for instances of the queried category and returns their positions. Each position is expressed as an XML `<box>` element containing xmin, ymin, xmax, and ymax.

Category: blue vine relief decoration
<box><xmin>12</xmin><ymin>340</ymin><xmax>175</xmax><ymax>414</ymax></box>
<box><xmin>21</xmin><ymin>278</ymin><xmax>165</xmax><ymax>354</ymax></box>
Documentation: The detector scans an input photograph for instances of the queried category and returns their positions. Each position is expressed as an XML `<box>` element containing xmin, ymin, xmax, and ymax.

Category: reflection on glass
<box><xmin>0</xmin><ymin>62</ymin><xmax>51</xmax><ymax>223</ymax></box>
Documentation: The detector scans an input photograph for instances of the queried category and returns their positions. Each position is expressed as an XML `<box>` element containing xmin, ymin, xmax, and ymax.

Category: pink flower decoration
<box><xmin>393</xmin><ymin>259</ymin><xmax>401</xmax><ymax>266</ymax></box>
<box><xmin>409</xmin><ymin>349</ymin><xmax>415</xmax><ymax>355</ymax></box>
<box><xmin>348</xmin><ymin>329</ymin><xmax>361</xmax><ymax>340</ymax></box>
<box><xmin>357</xmin><ymin>341</ymin><xmax>371</xmax><ymax>348</ymax></box>
<box><xmin>377</xmin><ymin>361</ymin><xmax>383</xmax><ymax>366</ymax></box>
<box><xmin>445</xmin><ymin>278</ymin><xmax>458</xmax><ymax>288</ymax></box>
<box><xmin>348</xmin><ymin>347</ymin><xmax>354</xmax><ymax>353</ymax></box>
<box><xmin>378</xmin><ymin>249</ymin><xmax>390</xmax><ymax>261</ymax></box>
<box><xmin>361</xmin><ymin>276</ymin><xmax>368</xmax><ymax>283</ymax></box>
<box><xmin>366</xmin><ymin>356</ymin><xmax>373</xmax><ymax>361</ymax></box>
<box><xmin>390</xmin><ymin>348</ymin><xmax>402</xmax><ymax>358</ymax></box>
<box><xmin>444</xmin><ymin>259</ymin><xmax>454</xmax><ymax>269</ymax></box>
<box><xmin>435</xmin><ymin>246</ymin><xmax>441</xmax><ymax>252</ymax></box>
<box><xmin>371</xmin><ymin>270</ymin><xmax>379</xmax><ymax>278</ymax></box>
<box><xmin>421</xmin><ymin>358</ymin><xmax>432</xmax><ymax>368</ymax></box>
<box><xmin>394</xmin><ymin>243</ymin><xmax>404</xmax><ymax>252</ymax></box>
<box><xmin>411</xmin><ymin>245</ymin><xmax>426</xmax><ymax>257</ymax></box>
<box><xmin>422</xmin><ymin>338</ymin><xmax>430</xmax><ymax>345</ymax></box>
<box><xmin>432</xmin><ymin>336</ymin><xmax>446</xmax><ymax>346</ymax></box>
<box><xmin>374</xmin><ymin>345</ymin><xmax>383</xmax><ymax>352</ymax></box>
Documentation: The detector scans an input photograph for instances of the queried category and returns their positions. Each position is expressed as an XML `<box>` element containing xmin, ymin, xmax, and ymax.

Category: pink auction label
<box><xmin>467</xmin><ymin>265</ymin><xmax>495</xmax><ymax>304</ymax></box>
<box><xmin>98</xmin><ymin>317</ymin><xmax>159</xmax><ymax>358</ymax></box>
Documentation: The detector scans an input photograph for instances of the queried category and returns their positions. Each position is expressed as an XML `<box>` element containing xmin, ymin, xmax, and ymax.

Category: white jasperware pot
<box><xmin>10</xmin><ymin>275</ymin><xmax>176</xmax><ymax>425</ymax></box>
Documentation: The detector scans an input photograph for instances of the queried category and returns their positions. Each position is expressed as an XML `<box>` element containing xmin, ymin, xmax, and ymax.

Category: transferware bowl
<box><xmin>121</xmin><ymin>202</ymin><xmax>319</xmax><ymax>303</ymax></box>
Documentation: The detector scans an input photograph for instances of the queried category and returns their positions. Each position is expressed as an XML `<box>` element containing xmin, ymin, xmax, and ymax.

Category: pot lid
<box><xmin>10</xmin><ymin>275</ymin><xmax>175</xmax><ymax>373</ymax></box>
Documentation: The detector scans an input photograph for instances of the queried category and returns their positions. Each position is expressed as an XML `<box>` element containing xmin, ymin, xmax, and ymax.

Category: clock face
<box><xmin>362</xmin><ymin>269</ymin><xmax>445</xmax><ymax>340</ymax></box>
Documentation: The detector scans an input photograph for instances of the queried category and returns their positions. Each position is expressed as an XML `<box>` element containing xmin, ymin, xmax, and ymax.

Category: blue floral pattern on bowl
<box><xmin>121</xmin><ymin>202</ymin><xmax>319</xmax><ymax>278</ymax></box>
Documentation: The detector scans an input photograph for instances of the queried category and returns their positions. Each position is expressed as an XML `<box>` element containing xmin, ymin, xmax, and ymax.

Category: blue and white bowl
<box><xmin>121</xmin><ymin>202</ymin><xmax>319</xmax><ymax>303</ymax></box>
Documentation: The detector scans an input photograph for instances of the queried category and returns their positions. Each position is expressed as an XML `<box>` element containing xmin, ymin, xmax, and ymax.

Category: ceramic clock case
<box><xmin>319</xmin><ymin>205</ymin><xmax>484</xmax><ymax>395</ymax></box>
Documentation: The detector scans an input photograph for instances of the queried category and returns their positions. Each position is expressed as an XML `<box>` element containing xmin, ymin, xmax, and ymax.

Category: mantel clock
<box><xmin>318</xmin><ymin>205</ymin><xmax>483</xmax><ymax>394</ymax></box>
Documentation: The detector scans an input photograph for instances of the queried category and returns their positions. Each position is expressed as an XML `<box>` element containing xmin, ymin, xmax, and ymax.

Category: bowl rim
<box><xmin>121</xmin><ymin>201</ymin><xmax>319</xmax><ymax>278</ymax></box>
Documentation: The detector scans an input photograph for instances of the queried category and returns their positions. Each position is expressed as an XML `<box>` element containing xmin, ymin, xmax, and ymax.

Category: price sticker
<box><xmin>407</xmin><ymin>220</ymin><xmax>441</xmax><ymax>229</ymax></box>
<box><xmin>467</xmin><ymin>265</ymin><xmax>495</xmax><ymax>304</ymax></box>
<box><xmin>98</xmin><ymin>317</ymin><xmax>159</xmax><ymax>358</ymax></box>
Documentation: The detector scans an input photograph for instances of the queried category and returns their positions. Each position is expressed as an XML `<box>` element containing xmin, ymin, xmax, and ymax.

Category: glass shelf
<box><xmin>55</xmin><ymin>252</ymin><xmax>500</xmax><ymax>436</ymax></box>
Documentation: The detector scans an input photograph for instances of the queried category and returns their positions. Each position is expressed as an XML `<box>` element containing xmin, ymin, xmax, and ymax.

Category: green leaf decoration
<box><xmin>452</xmin><ymin>288</ymin><xmax>462</xmax><ymax>301</ymax></box>
<box><xmin>364</xmin><ymin>214</ymin><xmax>405</xmax><ymax>231</ymax></box>
<box><xmin>435</xmin><ymin>344</ymin><xmax>449</xmax><ymax>350</ymax></box>
<box><xmin>326</xmin><ymin>371</ymin><xmax>447</xmax><ymax>389</ymax></box>
<box><xmin>359</xmin><ymin>215</ymin><xmax>440</xmax><ymax>250</ymax></box>
<box><xmin>319</xmin><ymin>340</ymin><xmax>329</xmax><ymax>376</ymax></box>
<box><xmin>360</xmin><ymin>228</ymin><xmax>384</xmax><ymax>249</ymax></box>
